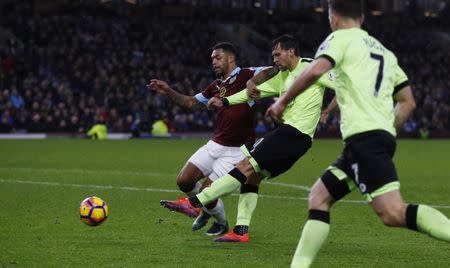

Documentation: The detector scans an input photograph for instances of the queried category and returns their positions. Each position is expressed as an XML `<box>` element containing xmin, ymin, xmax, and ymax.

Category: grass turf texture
<box><xmin>0</xmin><ymin>139</ymin><xmax>449</xmax><ymax>267</ymax></box>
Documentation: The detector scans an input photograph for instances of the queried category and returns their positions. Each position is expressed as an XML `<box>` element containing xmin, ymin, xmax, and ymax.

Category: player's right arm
<box><xmin>148</xmin><ymin>79</ymin><xmax>203</xmax><ymax>110</ymax></box>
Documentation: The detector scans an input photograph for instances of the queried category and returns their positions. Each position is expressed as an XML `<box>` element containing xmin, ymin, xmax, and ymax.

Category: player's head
<box><xmin>271</xmin><ymin>34</ymin><xmax>299</xmax><ymax>71</ymax></box>
<box><xmin>211</xmin><ymin>42</ymin><xmax>238</xmax><ymax>78</ymax></box>
<box><xmin>328</xmin><ymin>0</ymin><xmax>364</xmax><ymax>31</ymax></box>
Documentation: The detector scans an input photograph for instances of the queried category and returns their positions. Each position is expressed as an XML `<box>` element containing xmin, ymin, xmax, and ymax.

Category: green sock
<box><xmin>291</xmin><ymin>210</ymin><xmax>330</xmax><ymax>268</ymax></box>
<box><xmin>236</xmin><ymin>192</ymin><xmax>258</xmax><ymax>226</ymax></box>
<box><xmin>196</xmin><ymin>173</ymin><xmax>241</xmax><ymax>205</ymax></box>
<box><xmin>414</xmin><ymin>205</ymin><xmax>450</xmax><ymax>242</ymax></box>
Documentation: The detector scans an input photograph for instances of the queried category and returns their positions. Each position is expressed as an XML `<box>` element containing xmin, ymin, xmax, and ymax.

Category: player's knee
<box><xmin>176</xmin><ymin>173</ymin><xmax>195</xmax><ymax>192</ymax></box>
<box><xmin>376</xmin><ymin>206</ymin><xmax>406</xmax><ymax>227</ymax></box>
<box><xmin>308</xmin><ymin>179</ymin><xmax>334</xmax><ymax>210</ymax></box>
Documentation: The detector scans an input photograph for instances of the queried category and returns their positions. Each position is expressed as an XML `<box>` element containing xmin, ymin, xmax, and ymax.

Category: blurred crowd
<box><xmin>0</xmin><ymin>2</ymin><xmax>448</xmax><ymax>136</ymax></box>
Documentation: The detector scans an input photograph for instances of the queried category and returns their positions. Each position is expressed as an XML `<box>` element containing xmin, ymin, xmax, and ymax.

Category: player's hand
<box><xmin>320</xmin><ymin>110</ymin><xmax>330</xmax><ymax>124</ymax></box>
<box><xmin>147</xmin><ymin>79</ymin><xmax>170</xmax><ymax>95</ymax></box>
<box><xmin>265</xmin><ymin>101</ymin><xmax>286</xmax><ymax>123</ymax></box>
<box><xmin>246</xmin><ymin>80</ymin><xmax>261</xmax><ymax>99</ymax></box>
<box><xmin>207</xmin><ymin>97</ymin><xmax>223</xmax><ymax>110</ymax></box>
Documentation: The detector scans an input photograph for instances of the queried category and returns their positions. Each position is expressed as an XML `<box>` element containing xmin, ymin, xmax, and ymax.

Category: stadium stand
<box><xmin>0</xmin><ymin>1</ymin><xmax>448</xmax><ymax>137</ymax></box>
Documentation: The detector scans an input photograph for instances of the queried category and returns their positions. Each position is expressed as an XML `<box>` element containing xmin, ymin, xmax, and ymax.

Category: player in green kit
<box><xmin>200</xmin><ymin>35</ymin><xmax>335</xmax><ymax>242</ymax></box>
<box><xmin>168</xmin><ymin>34</ymin><xmax>335</xmax><ymax>242</ymax></box>
<box><xmin>266</xmin><ymin>1</ymin><xmax>450</xmax><ymax>267</ymax></box>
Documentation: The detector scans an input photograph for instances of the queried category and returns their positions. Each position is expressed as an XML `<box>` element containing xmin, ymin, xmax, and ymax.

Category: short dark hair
<box><xmin>272</xmin><ymin>34</ymin><xmax>299</xmax><ymax>56</ymax></box>
<box><xmin>328</xmin><ymin>0</ymin><xmax>364</xmax><ymax>19</ymax></box>
<box><xmin>212</xmin><ymin>42</ymin><xmax>238</xmax><ymax>59</ymax></box>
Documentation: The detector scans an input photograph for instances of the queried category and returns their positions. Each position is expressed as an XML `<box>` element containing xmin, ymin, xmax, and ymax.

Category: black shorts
<box><xmin>322</xmin><ymin>130</ymin><xmax>398</xmax><ymax>200</ymax></box>
<box><xmin>242</xmin><ymin>124</ymin><xmax>312</xmax><ymax>178</ymax></box>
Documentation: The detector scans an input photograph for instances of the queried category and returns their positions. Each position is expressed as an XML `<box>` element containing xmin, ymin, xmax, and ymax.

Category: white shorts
<box><xmin>188</xmin><ymin>140</ymin><xmax>245</xmax><ymax>181</ymax></box>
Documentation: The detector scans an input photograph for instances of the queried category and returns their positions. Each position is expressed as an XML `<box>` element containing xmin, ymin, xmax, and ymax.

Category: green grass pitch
<box><xmin>0</xmin><ymin>139</ymin><xmax>449</xmax><ymax>267</ymax></box>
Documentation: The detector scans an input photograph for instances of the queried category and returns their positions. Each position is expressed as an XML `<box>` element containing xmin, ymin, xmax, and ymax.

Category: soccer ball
<box><xmin>79</xmin><ymin>196</ymin><xmax>109</xmax><ymax>226</ymax></box>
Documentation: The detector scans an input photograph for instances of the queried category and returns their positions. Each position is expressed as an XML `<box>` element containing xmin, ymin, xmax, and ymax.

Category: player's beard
<box><xmin>214</xmin><ymin>67</ymin><xmax>225</xmax><ymax>78</ymax></box>
<box><xmin>216</xmin><ymin>62</ymin><xmax>230</xmax><ymax>78</ymax></box>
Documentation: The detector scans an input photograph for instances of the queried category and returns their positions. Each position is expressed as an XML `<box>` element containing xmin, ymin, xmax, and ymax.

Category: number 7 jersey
<box><xmin>315</xmin><ymin>28</ymin><xmax>409</xmax><ymax>139</ymax></box>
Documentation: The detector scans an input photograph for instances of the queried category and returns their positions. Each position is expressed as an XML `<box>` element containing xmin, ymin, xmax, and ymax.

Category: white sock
<box><xmin>203</xmin><ymin>199</ymin><xmax>227</xmax><ymax>225</ymax></box>
<box><xmin>185</xmin><ymin>182</ymin><xmax>201</xmax><ymax>197</ymax></box>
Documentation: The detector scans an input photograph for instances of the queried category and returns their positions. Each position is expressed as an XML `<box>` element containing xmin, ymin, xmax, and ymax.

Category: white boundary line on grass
<box><xmin>1</xmin><ymin>178</ymin><xmax>449</xmax><ymax>209</ymax></box>
<box><xmin>0</xmin><ymin>167</ymin><xmax>310</xmax><ymax>191</ymax></box>
<box><xmin>0</xmin><ymin>167</ymin><xmax>173</xmax><ymax>178</ymax></box>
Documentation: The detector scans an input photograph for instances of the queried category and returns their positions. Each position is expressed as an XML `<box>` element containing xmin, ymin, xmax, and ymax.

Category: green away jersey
<box><xmin>227</xmin><ymin>59</ymin><xmax>335</xmax><ymax>138</ymax></box>
<box><xmin>315</xmin><ymin>28</ymin><xmax>409</xmax><ymax>139</ymax></box>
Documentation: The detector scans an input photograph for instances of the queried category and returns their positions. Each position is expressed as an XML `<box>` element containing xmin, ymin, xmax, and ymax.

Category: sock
<box><xmin>234</xmin><ymin>225</ymin><xmax>249</xmax><ymax>235</ymax></box>
<box><xmin>291</xmin><ymin>210</ymin><xmax>330</xmax><ymax>268</ymax></box>
<box><xmin>202</xmin><ymin>199</ymin><xmax>227</xmax><ymax>225</ymax></box>
<box><xmin>194</xmin><ymin>169</ymin><xmax>245</xmax><ymax>207</ymax></box>
<box><xmin>406</xmin><ymin>204</ymin><xmax>450</xmax><ymax>242</ymax></box>
<box><xmin>236</xmin><ymin>184</ymin><xmax>259</xmax><ymax>227</ymax></box>
<box><xmin>185</xmin><ymin>182</ymin><xmax>201</xmax><ymax>197</ymax></box>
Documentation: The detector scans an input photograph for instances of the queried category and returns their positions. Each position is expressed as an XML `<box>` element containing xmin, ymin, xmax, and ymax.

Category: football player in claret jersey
<box><xmin>148</xmin><ymin>42</ymin><xmax>276</xmax><ymax>235</ymax></box>
<box><xmin>173</xmin><ymin>34</ymin><xmax>335</xmax><ymax>242</ymax></box>
<box><xmin>266</xmin><ymin>1</ymin><xmax>450</xmax><ymax>267</ymax></box>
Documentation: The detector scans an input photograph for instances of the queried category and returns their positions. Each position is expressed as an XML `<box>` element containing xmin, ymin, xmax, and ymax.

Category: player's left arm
<box><xmin>393</xmin><ymin>86</ymin><xmax>416</xmax><ymax>131</ymax></box>
<box><xmin>392</xmin><ymin>63</ymin><xmax>415</xmax><ymax>131</ymax></box>
<box><xmin>320</xmin><ymin>96</ymin><xmax>338</xmax><ymax>124</ymax></box>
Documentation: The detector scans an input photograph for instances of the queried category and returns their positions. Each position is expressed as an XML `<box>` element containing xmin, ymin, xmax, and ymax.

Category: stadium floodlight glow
<box><xmin>314</xmin><ymin>7</ymin><xmax>324</xmax><ymax>13</ymax></box>
<box><xmin>254</xmin><ymin>1</ymin><xmax>261</xmax><ymax>8</ymax></box>
<box><xmin>424</xmin><ymin>11</ymin><xmax>439</xmax><ymax>17</ymax></box>
<box><xmin>371</xmin><ymin>10</ymin><xmax>383</xmax><ymax>16</ymax></box>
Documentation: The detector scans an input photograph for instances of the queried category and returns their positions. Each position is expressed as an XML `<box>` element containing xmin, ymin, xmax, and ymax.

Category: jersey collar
<box><xmin>220</xmin><ymin>67</ymin><xmax>241</xmax><ymax>82</ymax></box>
<box><xmin>229</xmin><ymin>66</ymin><xmax>241</xmax><ymax>77</ymax></box>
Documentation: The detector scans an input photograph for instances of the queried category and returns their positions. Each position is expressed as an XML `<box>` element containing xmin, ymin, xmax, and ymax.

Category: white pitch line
<box><xmin>0</xmin><ymin>167</ymin><xmax>175</xmax><ymax>178</ymax></box>
<box><xmin>0</xmin><ymin>178</ymin><xmax>179</xmax><ymax>193</ymax></box>
<box><xmin>264</xmin><ymin>181</ymin><xmax>311</xmax><ymax>191</ymax></box>
<box><xmin>0</xmin><ymin>167</ymin><xmax>311</xmax><ymax>192</ymax></box>
<box><xmin>0</xmin><ymin>178</ymin><xmax>449</xmax><ymax>209</ymax></box>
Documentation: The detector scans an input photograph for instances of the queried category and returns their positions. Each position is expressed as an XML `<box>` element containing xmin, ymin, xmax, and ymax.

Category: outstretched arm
<box><xmin>208</xmin><ymin>67</ymin><xmax>280</xmax><ymax>109</ymax></box>
<box><xmin>393</xmin><ymin>86</ymin><xmax>416</xmax><ymax>131</ymax></box>
<box><xmin>148</xmin><ymin>79</ymin><xmax>204</xmax><ymax>111</ymax></box>
<box><xmin>207</xmin><ymin>88</ymin><xmax>252</xmax><ymax>109</ymax></box>
<box><xmin>246</xmin><ymin>67</ymin><xmax>279</xmax><ymax>99</ymax></box>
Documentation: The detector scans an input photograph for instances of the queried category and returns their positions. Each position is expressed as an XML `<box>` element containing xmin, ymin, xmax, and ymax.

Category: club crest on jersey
<box><xmin>219</xmin><ymin>87</ymin><xmax>227</xmax><ymax>97</ymax></box>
